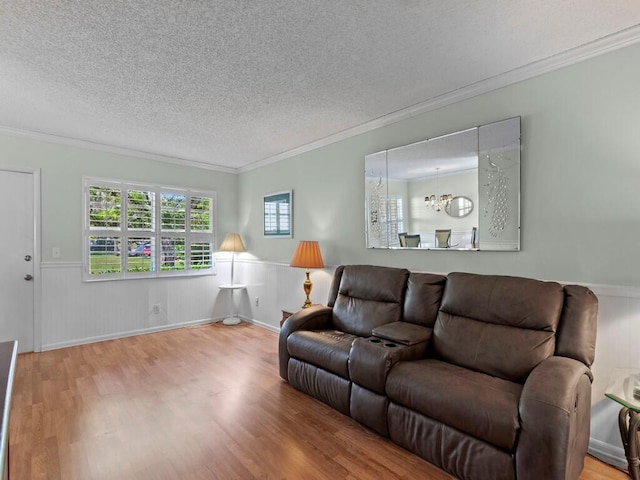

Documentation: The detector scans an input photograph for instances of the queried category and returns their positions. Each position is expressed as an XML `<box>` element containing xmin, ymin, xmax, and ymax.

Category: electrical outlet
<box><xmin>255</xmin><ymin>297</ymin><xmax>260</xmax><ymax>307</ymax></box>
<box><xmin>153</xmin><ymin>304</ymin><xmax>161</xmax><ymax>314</ymax></box>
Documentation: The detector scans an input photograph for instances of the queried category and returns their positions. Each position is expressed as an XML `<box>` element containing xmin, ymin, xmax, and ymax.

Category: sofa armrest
<box><xmin>350</xmin><ymin>336</ymin><xmax>429</xmax><ymax>394</ymax></box>
<box><xmin>517</xmin><ymin>356</ymin><xmax>593</xmax><ymax>480</ymax></box>
<box><xmin>371</xmin><ymin>322</ymin><xmax>432</xmax><ymax>346</ymax></box>
<box><xmin>278</xmin><ymin>305</ymin><xmax>333</xmax><ymax>382</ymax></box>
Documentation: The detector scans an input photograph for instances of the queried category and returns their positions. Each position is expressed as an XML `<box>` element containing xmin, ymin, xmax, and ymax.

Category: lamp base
<box><xmin>222</xmin><ymin>316</ymin><xmax>241</xmax><ymax>326</ymax></box>
<box><xmin>301</xmin><ymin>271</ymin><xmax>314</xmax><ymax>309</ymax></box>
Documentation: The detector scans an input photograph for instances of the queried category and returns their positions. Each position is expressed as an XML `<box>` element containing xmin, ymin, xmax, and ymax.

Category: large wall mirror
<box><xmin>365</xmin><ymin>117</ymin><xmax>520</xmax><ymax>251</ymax></box>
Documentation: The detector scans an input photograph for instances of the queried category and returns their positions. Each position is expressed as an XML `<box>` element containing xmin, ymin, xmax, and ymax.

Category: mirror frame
<box><xmin>365</xmin><ymin>117</ymin><xmax>520</xmax><ymax>251</ymax></box>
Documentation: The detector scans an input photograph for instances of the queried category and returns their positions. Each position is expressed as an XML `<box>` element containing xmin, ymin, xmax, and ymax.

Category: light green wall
<box><xmin>0</xmin><ymin>135</ymin><xmax>238</xmax><ymax>261</ymax></box>
<box><xmin>2</xmin><ymin>42</ymin><xmax>639</xmax><ymax>285</ymax></box>
<box><xmin>239</xmin><ymin>42</ymin><xmax>640</xmax><ymax>287</ymax></box>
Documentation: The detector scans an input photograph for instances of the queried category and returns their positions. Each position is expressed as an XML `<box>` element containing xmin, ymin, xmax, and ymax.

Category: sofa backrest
<box><xmin>403</xmin><ymin>272</ymin><xmax>447</xmax><ymax>327</ymax></box>
<box><xmin>555</xmin><ymin>284</ymin><xmax>598</xmax><ymax>367</ymax></box>
<box><xmin>328</xmin><ymin>265</ymin><xmax>409</xmax><ymax>337</ymax></box>
<box><xmin>433</xmin><ymin>272</ymin><xmax>567</xmax><ymax>383</ymax></box>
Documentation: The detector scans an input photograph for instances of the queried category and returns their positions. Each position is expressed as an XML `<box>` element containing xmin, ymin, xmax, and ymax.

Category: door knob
<box><xmin>24</xmin><ymin>255</ymin><xmax>32</xmax><ymax>261</ymax></box>
<box><xmin>24</xmin><ymin>274</ymin><xmax>33</xmax><ymax>281</ymax></box>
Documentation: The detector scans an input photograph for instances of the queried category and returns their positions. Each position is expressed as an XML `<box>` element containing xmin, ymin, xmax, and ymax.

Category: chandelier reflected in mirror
<box><xmin>424</xmin><ymin>168</ymin><xmax>453</xmax><ymax>212</ymax></box>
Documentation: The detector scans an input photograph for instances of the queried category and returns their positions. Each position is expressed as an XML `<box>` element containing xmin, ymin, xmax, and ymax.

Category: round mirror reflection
<box><xmin>445</xmin><ymin>196</ymin><xmax>474</xmax><ymax>218</ymax></box>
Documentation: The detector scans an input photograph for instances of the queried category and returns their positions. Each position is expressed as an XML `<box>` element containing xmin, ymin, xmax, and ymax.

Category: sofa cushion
<box><xmin>433</xmin><ymin>272</ymin><xmax>564</xmax><ymax>383</ymax></box>
<box><xmin>386</xmin><ymin>359</ymin><xmax>523</xmax><ymax>451</ymax></box>
<box><xmin>434</xmin><ymin>314</ymin><xmax>556</xmax><ymax>384</ymax></box>
<box><xmin>403</xmin><ymin>272</ymin><xmax>447</xmax><ymax>327</ymax></box>
<box><xmin>287</xmin><ymin>330</ymin><xmax>356</xmax><ymax>378</ymax></box>
<box><xmin>331</xmin><ymin>265</ymin><xmax>409</xmax><ymax>337</ymax></box>
<box><xmin>440</xmin><ymin>272</ymin><xmax>564</xmax><ymax>328</ymax></box>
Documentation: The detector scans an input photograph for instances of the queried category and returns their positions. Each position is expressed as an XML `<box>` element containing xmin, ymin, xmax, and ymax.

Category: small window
<box><xmin>89</xmin><ymin>236</ymin><xmax>122</xmax><ymax>274</ymax></box>
<box><xmin>160</xmin><ymin>237</ymin><xmax>185</xmax><ymax>271</ymax></box>
<box><xmin>161</xmin><ymin>193</ymin><xmax>186</xmax><ymax>231</ymax></box>
<box><xmin>127</xmin><ymin>189</ymin><xmax>154</xmax><ymax>230</ymax></box>
<box><xmin>84</xmin><ymin>178</ymin><xmax>216</xmax><ymax>281</ymax></box>
<box><xmin>190</xmin><ymin>241</ymin><xmax>213</xmax><ymax>270</ymax></box>
<box><xmin>190</xmin><ymin>196</ymin><xmax>213</xmax><ymax>232</ymax></box>
<box><xmin>89</xmin><ymin>186</ymin><xmax>121</xmax><ymax>229</ymax></box>
<box><xmin>263</xmin><ymin>190</ymin><xmax>292</xmax><ymax>238</ymax></box>
<box><xmin>127</xmin><ymin>237</ymin><xmax>154</xmax><ymax>273</ymax></box>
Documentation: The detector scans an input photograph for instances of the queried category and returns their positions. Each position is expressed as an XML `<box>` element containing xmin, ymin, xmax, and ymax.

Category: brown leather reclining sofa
<box><xmin>278</xmin><ymin>265</ymin><xmax>598</xmax><ymax>480</ymax></box>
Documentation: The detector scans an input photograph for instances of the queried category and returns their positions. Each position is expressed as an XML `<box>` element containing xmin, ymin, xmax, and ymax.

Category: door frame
<box><xmin>0</xmin><ymin>166</ymin><xmax>41</xmax><ymax>352</ymax></box>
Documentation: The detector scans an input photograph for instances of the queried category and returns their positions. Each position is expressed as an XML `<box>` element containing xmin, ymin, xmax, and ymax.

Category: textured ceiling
<box><xmin>1</xmin><ymin>1</ymin><xmax>640</xmax><ymax>172</ymax></box>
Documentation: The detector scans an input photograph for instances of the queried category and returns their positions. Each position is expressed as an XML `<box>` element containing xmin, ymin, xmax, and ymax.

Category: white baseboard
<box><xmin>41</xmin><ymin>317</ymin><xmax>218</xmax><ymax>351</ymax></box>
<box><xmin>40</xmin><ymin>314</ymin><xmax>278</xmax><ymax>351</ymax></box>
<box><xmin>588</xmin><ymin>437</ymin><xmax>627</xmax><ymax>470</ymax></box>
<box><xmin>241</xmin><ymin>316</ymin><xmax>280</xmax><ymax>334</ymax></box>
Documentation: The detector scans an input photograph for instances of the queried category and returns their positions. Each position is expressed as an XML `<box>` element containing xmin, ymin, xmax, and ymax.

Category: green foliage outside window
<box><xmin>161</xmin><ymin>194</ymin><xmax>186</xmax><ymax>231</ymax></box>
<box><xmin>89</xmin><ymin>186</ymin><xmax>121</xmax><ymax>228</ymax></box>
<box><xmin>190</xmin><ymin>196</ymin><xmax>212</xmax><ymax>231</ymax></box>
<box><xmin>128</xmin><ymin>190</ymin><xmax>154</xmax><ymax>230</ymax></box>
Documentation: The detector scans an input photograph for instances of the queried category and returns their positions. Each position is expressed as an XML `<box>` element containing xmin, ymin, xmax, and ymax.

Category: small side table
<box><xmin>219</xmin><ymin>284</ymin><xmax>246</xmax><ymax>326</ymax></box>
<box><xmin>281</xmin><ymin>308</ymin><xmax>297</xmax><ymax>327</ymax></box>
<box><xmin>606</xmin><ymin>389</ymin><xmax>640</xmax><ymax>479</ymax></box>
<box><xmin>281</xmin><ymin>305</ymin><xmax>323</xmax><ymax>327</ymax></box>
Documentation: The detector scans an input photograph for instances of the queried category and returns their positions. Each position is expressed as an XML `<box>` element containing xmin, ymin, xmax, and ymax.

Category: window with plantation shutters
<box><xmin>83</xmin><ymin>178</ymin><xmax>216</xmax><ymax>281</ymax></box>
<box><xmin>379</xmin><ymin>195</ymin><xmax>404</xmax><ymax>247</ymax></box>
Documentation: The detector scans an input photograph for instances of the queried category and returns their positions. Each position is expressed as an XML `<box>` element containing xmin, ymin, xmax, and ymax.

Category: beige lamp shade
<box><xmin>290</xmin><ymin>241</ymin><xmax>324</xmax><ymax>309</ymax></box>
<box><xmin>219</xmin><ymin>233</ymin><xmax>246</xmax><ymax>253</ymax></box>
<box><xmin>290</xmin><ymin>241</ymin><xmax>324</xmax><ymax>269</ymax></box>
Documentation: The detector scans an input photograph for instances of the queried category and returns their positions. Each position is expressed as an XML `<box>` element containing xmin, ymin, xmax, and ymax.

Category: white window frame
<box><xmin>263</xmin><ymin>190</ymin><xmax>293</xmax><ymax>238</ymax></box>
<box><xmin>83</xmin><ymin>177</ymin><xmax>216</xmax><ymax>281</ymax></box>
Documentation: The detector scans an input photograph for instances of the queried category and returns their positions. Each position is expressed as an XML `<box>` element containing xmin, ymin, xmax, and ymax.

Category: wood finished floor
<box><xmin>9</xmin><ymin>322</ymin><xmax>629</xmax><ymax>479</ymax></box>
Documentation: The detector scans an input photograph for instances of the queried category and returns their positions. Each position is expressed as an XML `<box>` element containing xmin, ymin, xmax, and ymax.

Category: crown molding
<box><xmin>239</xmin><ymin>25</ymin><xmax>640</xmax><ymax>173</ymax></box>
<box><xmin>2</xmin><ymin>25</ymin><xmax>639</xmax><ymax>175</ymax></box>
<box><xmin>0</xmin><ymin>126</ymin><xmax>238</xmax><ymax>174</ymax></box>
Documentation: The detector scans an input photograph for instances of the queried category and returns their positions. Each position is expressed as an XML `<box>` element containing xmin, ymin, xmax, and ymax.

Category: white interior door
<box><xmin>0</xmin><ymin>170</ymin><xmax>34</xmax><ymax>352</ymax></box>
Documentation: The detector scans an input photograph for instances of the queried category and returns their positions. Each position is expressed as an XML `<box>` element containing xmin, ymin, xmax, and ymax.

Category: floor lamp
<box><xmin>219</xmin><ymin>233</ymin><xmax>246</xmax><ymax>325</ymax></box>
<box><xmin>290</xmin><ymin>240</ymin><xmax>324</xmax><ymax>308</ymax></box>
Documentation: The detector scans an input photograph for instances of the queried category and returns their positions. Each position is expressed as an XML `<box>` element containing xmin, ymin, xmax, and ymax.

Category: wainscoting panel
<box><xmin>38</xmin><ymin>259</ymin><xmax>639</xmax><ymax>468</ymax></box>
<box><xmin>41</xmin><ymin>262</ymin><xmax>220</xmax><ymax>350</ymax></box>
<box><xmin>39</xmin><ymin>259</ymin><xmax>335</xmax><ymax>348</ymax></box>
<box><xmin>587</xmin><ymin>284</ymin><xmax>640</xmax><ymax>468</ymax></box>
<box><xmin>231</xmin><ymin>259</ymin><xmax>334</xmax><ymax>332</ymax></box>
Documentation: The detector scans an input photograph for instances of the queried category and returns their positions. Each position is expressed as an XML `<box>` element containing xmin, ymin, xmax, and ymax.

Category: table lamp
<box><xmin>219</xmin><ymin>232</ymin><xmax>246</xmax><ymax>285</ymax></box>
<box><xmin>290</xmin><ymin>240</ymin><xmax>324</xmax><ymax>308</ymax></box>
